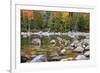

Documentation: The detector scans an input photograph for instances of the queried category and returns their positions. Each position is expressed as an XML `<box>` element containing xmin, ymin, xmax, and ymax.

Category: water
<box><xmin>21</xmin><ymin>32</ymin><xmax>89</xmax><ymax>62</ymax></box>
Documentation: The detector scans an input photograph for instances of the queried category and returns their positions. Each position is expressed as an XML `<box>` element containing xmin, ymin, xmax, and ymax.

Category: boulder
<box><xmin>84</xmin><ymin>51</ymin><xmax>90</xmax><ymax>57</ymax></box>
<box><xmin>31</xmin><ymin>55</ymin><xmax>47</xmax><ymax>62</ymax></box>
<box><xmin>32</xmin><ymin>38</ymin><xmax>41</xmax><ymax>47</ymax></box>
<box><xmin>74</xmin><ymin>46</ymin><xmax>84</xmax><ymax>52</ymax></box>
<box><xmin>75</xmin><ymin>54</ymin><xmax>88</xmax><ymax>60</ymax></box>
<box><xmin>50</xmin><ymin>40</ymin><xmax>56</xmax><ymax>46</ymax></box>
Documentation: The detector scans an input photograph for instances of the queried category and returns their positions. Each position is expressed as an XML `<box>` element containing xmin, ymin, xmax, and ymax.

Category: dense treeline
<box><xmin>21</xmin><ymin>10</ymin><xmax>89</xmax><ymax>32</ymax></box>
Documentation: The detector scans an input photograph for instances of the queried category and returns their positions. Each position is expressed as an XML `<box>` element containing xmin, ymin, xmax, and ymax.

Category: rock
<box><xmin>65</xmin><ymin>46</ymin><xmax>74</xmax><ymax>50</ymax></box>
<box><xmin>68</xmin><ymin>31</ymin><xmax>75</xmax><ymax>38</ymax></box>
<box><xmin>57</xmin><ymin>37</ymin><xmax>63</xmax><ymax>45</ymax></box>
<box><xmin>81</xmin><ymin>42</ymin><xmax>89</xmax><ymax>48</ymax></box>
<box><xmin>64</xmin><ymin>40</ymin><xmax>70</xmax><ymax>46</ymax></box>
<box><xmin>31</xmin><ymin>55</ymin><xmax>37</xmax><ymax>58</ymax></box>
<box><xmin>31</xmin><ymin>55</ymin><xmax>47</xmax><ymax>62</ymax></box>
<box><xmin>50</xmin><ymin>40</ymin><xmax>56</xmax><ymax>43</ymax></box>
<box><xmin>50</xmin><ymin>40</ymin><xmax>56</xmax><ymax>46</ymax></box>
<box><xmin>60</xmin><ymin>49</ymin><xmax>66</xmax><ymax>54</ymax></box>
<box><xmin>81</xmin><ymin>39</ymin><xmax>89</xmax><ymax>48</ymax></box>
<box><xmin>25</xmin><ymin>54</ymin><xmax>32</xmax><ymax>60</ymax></box>
<box><xmin>21</xmin><ymin>56</ymin><xmax>28</xmax><ymax>63</ymax></box>
<box><xmin>32</xmin><ymin>38</ymin><xmax>41</xmax><ymax>47</ymax></box>
<box><xmin>72</xmin><ymin>40</ymin><xmax>79</xmax><ymax>44</ymax></box>
<box><xmin>51</xmin><ymin>56</ymin><xmax>62</xmax><ymax>61</ymax></box>
<box><xmin>21</xmin><ymin>32</ymin><xmax>28</xmax><ymax>38</ymax></box>
<box><xmin>61</xmin><ymin>57</ymin><xmax>74</xmax><ymax>61</ymax></box>
<box><xmin>84</xmin><ymin>51</ymin><xmax>90</xmax><ymax>57</ymax></box>
<box><xmin>57</xmin><ymin>37</ymin><xmax>62</xmax><ymax>41</ymax></box>
<box><xmin>75</xmin><ymin>54</ymin><xmax>88</xmax><ymax>60</ymax></box>
<box><xmin>23</xmin><ymin>35</ymin><xmax>27</xmax><ymax>38</ymax></box>
<box><xmin>70</xmin><ymin>40</ymin><xmax>80</xmax><ymax>48</ymax></box>
<box><xmin>84</xmin><ymin>45</ymin><xmax>89</xmax><ymax>50</ymax></box>
<box><xmin>84</xmin><ymin>39</ymin><xmax>89</xmax><ymax>43</ymax></box>
<box><xmin>74</xmin><ymin>46</ymin><xmax>84</xmax><ymax>52</ymax></box>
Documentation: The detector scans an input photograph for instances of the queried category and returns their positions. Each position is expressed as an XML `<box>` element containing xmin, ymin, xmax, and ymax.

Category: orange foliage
<box><xmin>21</xmin><ymin>10</ymin><xmax>34</xmax><ymax>17</ymax></box>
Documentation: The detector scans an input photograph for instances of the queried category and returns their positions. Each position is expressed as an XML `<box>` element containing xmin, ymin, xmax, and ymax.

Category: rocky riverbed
<box><xmin>21</xmin><ymin>32</ymin><xmax>90</xmax><ymax>63</ymax></box>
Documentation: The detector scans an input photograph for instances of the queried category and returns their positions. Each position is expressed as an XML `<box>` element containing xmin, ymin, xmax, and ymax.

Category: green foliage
<box><xmin>33</xmin><ymin>11</ymin><xmax>44</xmax><ymax>29</ymax></box>
<box><xmin>78</xmin><ymin>35</ymin><xmax>86</xmax><ymax>41</ymax></box>
<box><xmin>40</xmin><ymin>36</ymin><xmax>50</xmax><ymax>46</ymax></box>
<box><xmin>77</xmin><ymin>13</ymin><xmax>89</xmax><ymax>32</ymax></box>
<box><xmin>21</xmin><ymin>11</ymin><xmax>89</xmax><ymax>32</ymax></box>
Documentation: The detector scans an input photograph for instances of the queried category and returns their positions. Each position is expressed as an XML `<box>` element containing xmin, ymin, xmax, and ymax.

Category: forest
<box><xmin>21</xmin><ymin>10</ymin><xmax>89</xmax><ymax>33</ymax></box>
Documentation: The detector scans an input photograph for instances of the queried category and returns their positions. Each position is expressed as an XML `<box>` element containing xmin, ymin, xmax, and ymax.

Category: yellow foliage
<box><xmin>50</xmin><ymin>11</ymin><xmax>57</xmax><ymax>18</ymax></box>
<box><xmin>61</xmin><ymin>12</ymin><xmax>69</xmax><ymax>18</ymax></box>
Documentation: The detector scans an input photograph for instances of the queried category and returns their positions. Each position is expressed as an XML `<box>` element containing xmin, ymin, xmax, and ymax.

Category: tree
<box><xmin>21</xmin><ymin>15</ymin><xmax>29</xmax><ymax>32</ymax></box>
<box><xmin>78</xmin><ymin>13</ymin><xmax>89</xmax><ymax>32</ymax></box>
<box><xmin>32</xmin><ymin>11</ymin><xmax>43</xmax><ymax>30</ymax></box>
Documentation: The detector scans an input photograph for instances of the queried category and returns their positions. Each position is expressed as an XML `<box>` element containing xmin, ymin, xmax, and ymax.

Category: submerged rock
<box><xmin>31</xmin><ymin>55</ymin><xmax>47</xmax><ymax>62</ymax></box>
<box><xmin>50</xmin><ymin>56</ymin><xmax>62</xmax><ymax>61</ymax></box>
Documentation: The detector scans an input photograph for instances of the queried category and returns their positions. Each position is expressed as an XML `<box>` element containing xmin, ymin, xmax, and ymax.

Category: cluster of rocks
<box><xmin>21</xmin><ymin>35</ymin><xmax>90</xmax><ymax>62</ymax></box>
<box><xmin>49</xmin><ymin>36</ymin><xmax>90</xmax><ymax>61</ymax></box>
